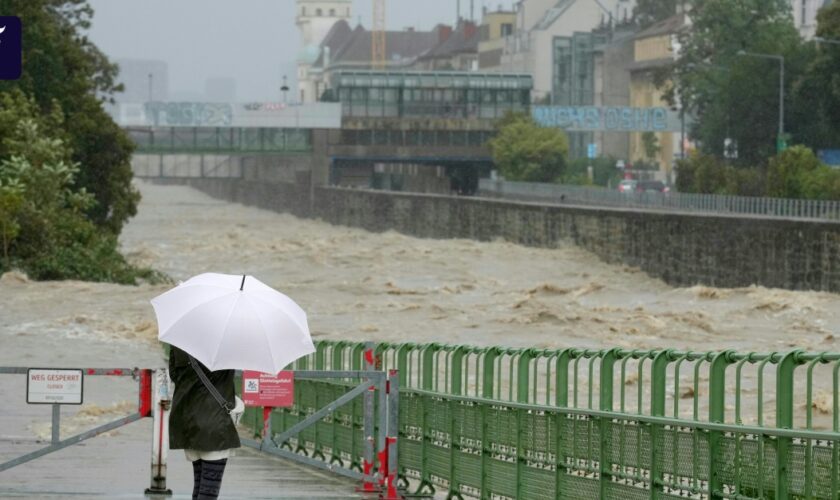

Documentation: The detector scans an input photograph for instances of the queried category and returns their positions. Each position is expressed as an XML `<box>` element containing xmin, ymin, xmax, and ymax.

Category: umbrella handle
<box><xmin>240</xmin><ymin>275</ymin><xmax>246</xmax><ymax>291</ymax></box>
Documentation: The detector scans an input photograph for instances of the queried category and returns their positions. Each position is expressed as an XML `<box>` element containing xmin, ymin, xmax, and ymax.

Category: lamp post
<box><xmin>737</xmin><ymin>50</ymin><xmax>785</xmax><ymax>152</ymax></box>
<box><xmin>280</xmin><ymin>75</ymin><xmax>289</xmax><ymax>104</ymax></box>
<box><xmin>814</xmin><ymin>36</ymin><xmax>840</xmax><ymax>46</ymax></box>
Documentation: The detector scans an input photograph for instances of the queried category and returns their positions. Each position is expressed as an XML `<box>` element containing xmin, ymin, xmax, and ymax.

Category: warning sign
<box><xmin>241</xmin><ymin>370</ymin><xmax>293</xmax><ymax>408</ymax></box>
<box><xmin>27</xmin><ymin>369</ymin><xmax>84</xmax><ymax>404</ymax></box>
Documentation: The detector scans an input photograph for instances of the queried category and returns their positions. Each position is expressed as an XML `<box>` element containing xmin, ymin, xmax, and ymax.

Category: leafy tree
<box><xmin>641</xmin><ymin>131</ymin><xmax>662</xmax><ymax>162</ymax></box>
<box><xmin>0</xmin><ymin>91</ymin><xmax>163</xmax><ymax>283</ymax></box>
<box><xmin>488</xmin><ymin>113</ymin><xmax>569</xmax><ymax>183</ymax></box>
<box><xmin>670</xmin><ymin>0</ymin><xmax>808</xmax><ymax>166</ymax></box>
<box><xmin>634</xmin><ymin>0</ymin><xmax>684</xmax><ymax>28</ymax></box>
<box><xmin>791</xmin><ymin>1</ymin><xmax>840</xmax><ymax>150</ymax></box>
<box><xmin>0</xmin><ymin>0</ymin><xmax>139</xmax><ymax>233</ymax></box>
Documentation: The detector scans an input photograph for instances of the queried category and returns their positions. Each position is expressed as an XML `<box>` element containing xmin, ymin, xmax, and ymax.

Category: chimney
<box><xmin>464</xmin><ymin>21</ymin><xmax>477</xmax><ymax>39</ymax></box>
<box><xmin>438</xmin><ymin>25</ymin><xmax>453</xmax><ymax>43</ymax></box>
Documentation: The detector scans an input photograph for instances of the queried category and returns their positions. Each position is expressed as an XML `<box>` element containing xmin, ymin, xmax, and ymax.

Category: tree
<box><xmin>634</xmin><ymin>0</ymin><xmax>684</xmax><ymax>28</ymax></box>
<box><xmin>641</xmin><ymin>132</ymin><xmax>662</xmax><ymax>161</ymax></box>
<box><xmin>670</xmin><ymin>0</ymin><xmax>808</xmax><ymax>166</ymax></box>
<box><xmin>488</xmin><ymin>113</ymin><xmax>569</xmax><ymax>183</ymax></box>
<box><xmin>0</xmin><ymin>0</ymin><xmax>139</xmax><ymax>233</ymax></box>
<box><xmin>791</xmin><ymin>1</ymin><xmax>840</xmax><ymax>150</ymax></box>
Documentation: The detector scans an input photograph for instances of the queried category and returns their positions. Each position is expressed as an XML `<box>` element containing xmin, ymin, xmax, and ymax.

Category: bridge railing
<box><xmin>126</xmin><ymin>126</ymin><xmax>313</xmax><ymax>154</ymax></box>
<box><xmin>246</xmin><ymin>341</ymin><xmax>840</xmax><ymax>498</ymax></box>
<box><xmin>479</xmin><ymin>179</ymin><xmax>840</xmax><ymax>221</ymax></box>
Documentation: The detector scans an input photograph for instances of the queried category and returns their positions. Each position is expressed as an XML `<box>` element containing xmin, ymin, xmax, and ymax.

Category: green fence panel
<box><xmin>240</xmin><ymin>341</ymin><xmax>840</xmax><ymax>499</ymax></box>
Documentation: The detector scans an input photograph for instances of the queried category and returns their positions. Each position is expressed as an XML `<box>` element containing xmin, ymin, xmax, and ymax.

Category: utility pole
<box><xmin>148</xmin><ymin>73</ymin><xmax>153</xmax><ymax>102</ymax></box>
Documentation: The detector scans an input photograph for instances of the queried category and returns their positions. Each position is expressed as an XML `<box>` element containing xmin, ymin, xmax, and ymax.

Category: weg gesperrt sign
<box><xmin>26</xmin><ymin>369</ymin><xmax>84</xmax><ymax>404</ymax></box>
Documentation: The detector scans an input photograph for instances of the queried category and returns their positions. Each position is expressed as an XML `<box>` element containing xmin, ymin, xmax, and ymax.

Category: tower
<box><xmin>295</xmin><ymin>0</ymin><xmax>352</xmax><ymax>102</ymax></box>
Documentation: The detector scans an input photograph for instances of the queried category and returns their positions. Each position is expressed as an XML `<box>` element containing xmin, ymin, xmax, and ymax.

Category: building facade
<box><xmin>499</xmin><ymin>0</ymin><xmax>636</xmax><ymax>99</ymax></box>
<box><xmin>478</xmin><ymin>9</ymin><xmax>517</xmax><ymax>70</ymax></box>
<box><xmin>296</xmin><ymin>0</ymin><xmax>353</xmax><ymax>103</ymax></box>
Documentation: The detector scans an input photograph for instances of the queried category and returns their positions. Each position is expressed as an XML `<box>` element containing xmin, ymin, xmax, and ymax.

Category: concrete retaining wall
<box><xmin>150</xmin><ymin>177</ymin><xmax>840</xmax><ymax>292</ymax></box>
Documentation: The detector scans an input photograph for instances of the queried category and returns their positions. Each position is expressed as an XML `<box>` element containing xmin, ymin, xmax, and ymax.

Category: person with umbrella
<box><xmin>167</xmin><ymin>345</ymin><xmax>240</xmax><ymax>499</ymax></box>
<box><xmin>152</xmin><ymin>273</ymin><xmax>315</xmax><ymax>499</ymax></box>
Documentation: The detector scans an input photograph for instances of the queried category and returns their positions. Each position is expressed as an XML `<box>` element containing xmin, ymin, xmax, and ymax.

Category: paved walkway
<box><xmin>0</xmin><ymin>374</ymin><xmax>365</xmax><ymax>499</ymax></box>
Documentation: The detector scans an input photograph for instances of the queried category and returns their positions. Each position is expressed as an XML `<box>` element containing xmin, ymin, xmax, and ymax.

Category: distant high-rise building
<box><xmin>296</xmin><ymin>0</ymin><xmax>353</xmax><ymax>102</ymax></box>
<box><xmin>205</xmin><ymin>77</ymin><xmax>237</xmax><ymax>102</ymax></box>
<box><xmin>114</xmin><ymin>59</ymin><xmax>168</xmax><ymax>102</ymax></box>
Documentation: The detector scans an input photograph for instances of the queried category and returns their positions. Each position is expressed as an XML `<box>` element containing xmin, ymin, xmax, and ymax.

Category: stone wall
<box><xmin>151</xmin><ymin>177</ymin><xmax>840</xmax><ymax>292</ymax></box>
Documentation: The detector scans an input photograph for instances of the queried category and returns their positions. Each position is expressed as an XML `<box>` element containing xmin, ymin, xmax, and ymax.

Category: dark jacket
<box><xmin>168</xmin><ymin>346</ymin><xmax>241</xmax><ymax>451</ymax></box>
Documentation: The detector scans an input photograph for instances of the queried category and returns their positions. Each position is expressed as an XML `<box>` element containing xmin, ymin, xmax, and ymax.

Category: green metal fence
<box><xmin>243</xmin><ymin>341</ymin><xmax>840</xmax><ymax>499</ymax></box>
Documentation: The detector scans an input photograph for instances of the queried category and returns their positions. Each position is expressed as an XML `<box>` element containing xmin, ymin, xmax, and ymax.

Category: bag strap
<box><xmin>188</xmin><ymin>355</ymin><xmax>233</xmax><ymax>412</ymax></box>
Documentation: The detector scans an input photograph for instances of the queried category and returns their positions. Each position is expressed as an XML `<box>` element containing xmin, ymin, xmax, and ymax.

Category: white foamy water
<box><xmin>1</xmin><ymin>180</ymin><xmax>839</xmax><ymax>428</ymax></box>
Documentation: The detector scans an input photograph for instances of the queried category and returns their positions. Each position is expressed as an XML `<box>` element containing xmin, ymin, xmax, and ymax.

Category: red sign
<box><xmin>242</xmin><ymin>370</ymin><xmax>294</xmax><ymax>407</ymax></box>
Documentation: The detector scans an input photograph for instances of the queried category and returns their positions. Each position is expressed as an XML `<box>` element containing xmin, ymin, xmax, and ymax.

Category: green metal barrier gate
<box><xmin>242</xmin><ymin>341</ymin><xmax>840</xmax><ymax>499</ymax></box>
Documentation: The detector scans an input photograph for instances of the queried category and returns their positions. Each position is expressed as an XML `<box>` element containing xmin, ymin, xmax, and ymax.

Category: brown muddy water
<box><xmin>1</xmin><ymin>180</ymin><xmax>839</xmax><ymax>429</ymax></box>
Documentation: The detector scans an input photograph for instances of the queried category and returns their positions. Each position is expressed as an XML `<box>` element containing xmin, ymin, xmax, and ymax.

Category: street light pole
<box><xmin>737</xmin><ymin>50</ymin><xmax>785</xmax><ymax>149</ymax></box>
<box><xmin>280</xmin><ymin>75</ymin><xmax>289</xmax><ymax>104</ymax></box>
<box><xmin>814</xmin><ymin>36</ymin><xmax>840</xmax><ymax>46</ymax></box>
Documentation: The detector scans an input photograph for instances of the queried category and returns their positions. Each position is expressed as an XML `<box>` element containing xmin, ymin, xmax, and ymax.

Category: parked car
<box><xmin>617</xmin><ymin>180</ymin><xmax>638</xmax><ymax>193</ymax></box>
<box><xmin>637</xmin><ymin>181</ymin><xmax>670</xmax><ymax>193</ymax></box>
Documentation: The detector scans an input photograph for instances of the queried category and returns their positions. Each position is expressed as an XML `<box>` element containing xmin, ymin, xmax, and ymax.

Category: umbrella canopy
<box><xmin>152</xmin><ymin>273</ymin><xmax>315</xmax><ymax>374</ymax></box>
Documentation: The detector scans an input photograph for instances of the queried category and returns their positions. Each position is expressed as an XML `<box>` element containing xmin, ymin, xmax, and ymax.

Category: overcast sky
<box><xmin>86</xmin><ymin>0</ymin><xmax>518</xmax><ymax>101</ymax></box>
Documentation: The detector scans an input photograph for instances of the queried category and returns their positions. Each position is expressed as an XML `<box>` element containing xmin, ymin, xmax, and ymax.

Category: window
<box><xmin>301</xmin><ymin>7</ymin><xmax>306</xmax><ymax>16</ymax></box>
<box><xmin>501</xmin><ymin>23</ymin><xmax>513</xmax><ymax>37</ymax></box>
<box><xmin>316</xmin><ymin>8</ymin><xmax>322</xmax><ymax>16</ymax></box>
<box><xmin>330</xmin><ymin>8</ymin><xmax>335</xmax><ymax>16</ymax></box>
<box><xmin>801</xmin><ymin>0</ymin><xmax>807</xmax><ymax>26</ymax></box>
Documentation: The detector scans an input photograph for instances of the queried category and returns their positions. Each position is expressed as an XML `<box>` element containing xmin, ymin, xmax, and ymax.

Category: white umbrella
<box><xmin>151</xmin><ymin>273</ymin><xmax>315</xmax><ymax>374</ymax></box>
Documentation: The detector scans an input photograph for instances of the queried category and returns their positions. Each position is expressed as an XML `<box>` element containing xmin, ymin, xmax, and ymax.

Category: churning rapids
<box><xmin>2</xmin><ymin>180</ymin><xmax>839</xmax><ymax>428</ymax></box>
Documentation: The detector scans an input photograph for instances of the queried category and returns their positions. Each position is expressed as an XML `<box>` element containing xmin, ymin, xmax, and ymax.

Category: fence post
<box><xmin>775</xmin><ymin>351</ymin><xmax>801</xmax><ymax>499</ymax></box>
<box><xmin>516</xmin><ymin>349</ymin><xmax>536</xmax><ymax>403</ymax></box>
<box><xmin>450</xmin><ymin>346</ymin><xmax>468</xmax><ymax>396</ymax></box>
<box><xmin>598</xmin><ymin>349</ymin><xmax>620</xmax><ymax>499</ymax></box>
<box><xmin>358</xmin><ymin>342</ymin><xmax>378</xmax><ymax>493</ymax></box>
<box><xmin>708</xmin><ymin>351</ymin><xmax>733</xmax><ymax>499</ymax></box>
<box><xmin>382</xmin><ymin>370</ymin><xmax>401</xmax><ymax>500</ymax></box>
<box><xmin>649</xmin><ymin>350</ymin><xmax>672</xmax><ymax>498</ymax></box>
<box><xmin>145</xmin><ymin>368</ymin><xmax>173</xmax><ymax>496</ymax></box>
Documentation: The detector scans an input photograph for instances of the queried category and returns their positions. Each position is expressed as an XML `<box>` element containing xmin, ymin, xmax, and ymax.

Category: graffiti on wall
<box><xmin>532</xmin><ymin>106</ymin><xmax>677</xmax><ymax>132</ymax></box>
<box><xmin>144</xmin><ymin>102</ymin><xmax>234</xmax><ymax>126</ymax></box>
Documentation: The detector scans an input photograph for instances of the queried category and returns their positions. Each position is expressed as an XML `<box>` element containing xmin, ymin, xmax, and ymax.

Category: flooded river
<box><xmin>2</xmin><ymin>180</ymin><xmax>839</xmax><ymax>427</ymax></box>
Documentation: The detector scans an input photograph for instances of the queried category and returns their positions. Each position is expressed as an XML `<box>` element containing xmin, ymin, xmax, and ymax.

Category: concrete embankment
<box><xmin>150</xmin><ymin>177</ymin><xmax>840</xmax><ymax>293</ymax></box>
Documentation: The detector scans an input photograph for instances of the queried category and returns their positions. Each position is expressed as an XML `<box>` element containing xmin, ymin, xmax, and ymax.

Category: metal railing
<box><xmin>251</xmin><ymin>341</ymin><xmax>840</xmax><ymax>499</ymax></box>
<box><xmin>479</xmin><ymin>179</ymin><xmax>840</xmax><ymax>221</ymax></box>
<box><xmin>126</xmin><ymin>126</ymin><xmax>313</xmax><ymax>154</ymax></box>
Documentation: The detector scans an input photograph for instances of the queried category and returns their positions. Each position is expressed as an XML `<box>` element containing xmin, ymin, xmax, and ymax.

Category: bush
<box><xmin>675</xmin><ymin>153</ymin><xmax>765</xmax><ymax>196</ymax></box>
<box><xmin>564</xmin><ymin>156</ymin><xmax>623</xmax><ymax>187</ymax></box>
<box><xmin>488</xmin><ymin>112</ymin><xmax>569</xmax><ymax>183</ymax></box>
<box><xmin>766</xmin><ymin>145</ymin><xmax>828</xmax><ymax>199</ymax></box>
